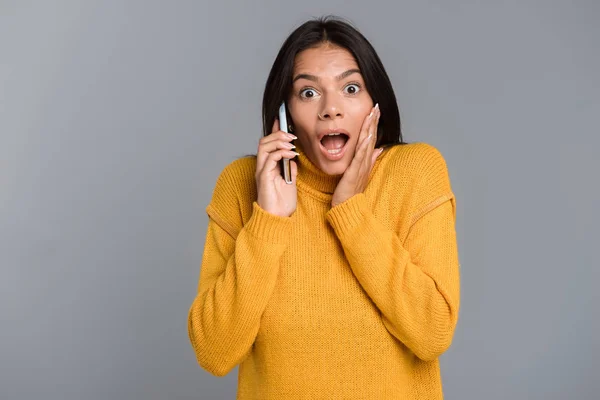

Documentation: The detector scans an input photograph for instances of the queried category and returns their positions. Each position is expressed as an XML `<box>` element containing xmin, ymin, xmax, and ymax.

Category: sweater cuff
<box><xmin>244</xmin><ymin>201</ymin><xmax>295</xmax><ymax>244</ymax></box>
<box><xmin>325</xmin><ymin>193</ymin><xmax>368</xmax><ymax>237</ymax></box>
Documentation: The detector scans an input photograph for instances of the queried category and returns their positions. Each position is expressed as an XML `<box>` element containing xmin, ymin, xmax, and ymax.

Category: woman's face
<box><xmin>287</xmin><ymin>43</ymin><xmax>374</xmax><ymax>176</ymax></box>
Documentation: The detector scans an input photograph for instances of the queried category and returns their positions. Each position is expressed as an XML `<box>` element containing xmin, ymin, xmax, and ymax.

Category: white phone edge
<box><xmin>278</xmin><ymin>102</ymin><xmax>293</xmax><ymax>184</ymax></box>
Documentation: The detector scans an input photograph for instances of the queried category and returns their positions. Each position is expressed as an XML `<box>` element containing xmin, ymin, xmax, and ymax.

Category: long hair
<box><xmin>261</xmin><ymin>15</ymin><xmax>405</xmax><ymax>150</ymax></box>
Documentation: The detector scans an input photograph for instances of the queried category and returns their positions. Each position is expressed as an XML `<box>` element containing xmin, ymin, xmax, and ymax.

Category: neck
<box><xmin>294</xmin><ymin>140</ymin><xmax>343</xmax><ymax>195</ymax></box>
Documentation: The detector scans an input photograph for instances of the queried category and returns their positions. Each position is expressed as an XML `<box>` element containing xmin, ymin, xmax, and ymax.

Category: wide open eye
<box><xmin>299</xmin><ymin>88</ymin><xmax>319</xmax><ymax>99</ymax></box>
<box><xmin>344</xmin><ymin>83</ymin><xmax>361</xmax><ymax>95</ymax></box>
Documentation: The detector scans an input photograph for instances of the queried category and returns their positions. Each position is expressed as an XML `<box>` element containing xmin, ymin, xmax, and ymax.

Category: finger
<box><xmin>257</xmin><ymin>132</ymin><xmax>294</xmax><ymax>171</ymax></box>
<box><xmin>363</xmin><ymin>111</ymin><xmax>376</xmax><ymax>163</ymax></box>
<box><xmin>257</xmin><ymin>147</ymin><xmax>287</xmax><ymax>179</ymax></box>
<box><xmin>262</xmin><ymin>149</ymin><xmax>299</xmax><ymax>178</ymax></box>
<box><xmin>290</xmin><ymin>160</ymin><xmax>298</xmax><ymax>183</ymax></box>
<box><xmin>257</xmin><ymin>139</ymin><xmax>293</xmax><ymax>172</ymax></box>
<box><xmin>372</xmin><ymin>147</ymin><xmax>384</xmax><ymax>165</ymax></box>
<box><xmin>365</xmin><ymin>108</ymin><xmax>380</xmax><ymax>163</ymax></box>
<box><xmin>356</xmin><ymin>104</ymin><xmax>378</xmax><ymax>155</ymax></box>
<box><xmin>354</xmin><ymin>127</ymin><xmax>372</xmax><ymax>166</ymax></box>
<box><xmin>262</xmin><ymin>131</ymin><xmax>294</xmax><ymax>146</ymax></box>
<box><xmin>360</xmin><ymin>106</ymin><xmax>379</xmax><ymax>154</ymax></box>
<box><xmin>257</xmin><ymin>118</ymin><xmax>279</xmax><ymax>172</ymax></box>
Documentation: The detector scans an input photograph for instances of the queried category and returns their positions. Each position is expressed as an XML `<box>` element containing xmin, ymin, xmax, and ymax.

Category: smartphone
<box><xmin>278</xmin><ymin>102</ymin><xmax>294</xmax><ymax>184</ymax></box>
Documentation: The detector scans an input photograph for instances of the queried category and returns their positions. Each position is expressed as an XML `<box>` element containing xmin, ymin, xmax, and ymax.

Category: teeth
<box><xmin>321</xmin><ymin>133</ymin><xmax>344</xmax><ymax>139</ymax></box>
<box><xmin>321</xmin><ymin>132</ymin><xmax>347</xmax><ymax>156</ymax></box>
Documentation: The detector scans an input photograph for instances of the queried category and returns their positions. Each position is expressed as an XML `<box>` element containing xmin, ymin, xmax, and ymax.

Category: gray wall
<box><xmin>1</xmin><ymin>1</ymin><xmax>598</xmax><ymax>399</ymax></box>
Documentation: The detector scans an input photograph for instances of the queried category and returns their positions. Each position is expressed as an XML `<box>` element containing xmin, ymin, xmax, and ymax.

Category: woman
<box><xmin>188</xmin><ymin>15</ymin><xmax>460</xmax><ymax>399</ymax></box>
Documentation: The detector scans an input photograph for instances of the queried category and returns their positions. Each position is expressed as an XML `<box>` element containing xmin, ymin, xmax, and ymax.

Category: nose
<box><xmin>318</xmin><ymin>97</ymin><xmax>344</xmax><ymax>120</ymax></box>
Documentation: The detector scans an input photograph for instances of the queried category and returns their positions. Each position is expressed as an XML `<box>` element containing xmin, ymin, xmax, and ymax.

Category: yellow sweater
<box><xmin>188</xmin><ymin>141</ymin><xmax>460</xmax><ymax>399</ymax></box>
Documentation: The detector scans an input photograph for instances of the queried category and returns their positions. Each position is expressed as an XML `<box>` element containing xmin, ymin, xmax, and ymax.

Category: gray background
<box><xmin>1</xmin><ymin>1</ymin><xmax>598</xmax><ymax>399</ymax></box>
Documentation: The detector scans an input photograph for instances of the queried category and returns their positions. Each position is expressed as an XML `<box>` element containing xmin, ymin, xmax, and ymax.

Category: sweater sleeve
<box><xmin>187</xmin><ymin>175</ymin><xmax>296</xmax><ymax>376</ymax></box>
<box><xmin>325</xmin><ymin>161</ymin><xmax>460</xmax><ymax>361</ymax></box>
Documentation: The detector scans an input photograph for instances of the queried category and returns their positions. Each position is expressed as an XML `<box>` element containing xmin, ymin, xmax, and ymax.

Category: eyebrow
<box><xmin>292</xmin><ymin>68</ymin><xmax>361</xmax><ymax>84</ymax></box>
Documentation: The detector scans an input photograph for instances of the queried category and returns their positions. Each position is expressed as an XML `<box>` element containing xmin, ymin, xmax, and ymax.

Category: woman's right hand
<box><xmin>255</xmin><ymin>118</ymin><xmax>299</xmax><ymax>218</ymax></box>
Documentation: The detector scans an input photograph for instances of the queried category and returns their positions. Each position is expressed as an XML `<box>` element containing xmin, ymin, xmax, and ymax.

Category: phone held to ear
<box><xmin>279</xmin><ymin>102</ymin><xmax>294</xmax><ymax>184</ymax></box>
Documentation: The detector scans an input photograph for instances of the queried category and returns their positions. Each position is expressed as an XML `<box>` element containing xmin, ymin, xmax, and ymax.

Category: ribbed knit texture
<box><xmin>188</xmin><ymin>140</ymin><xmax>460</xmax><ymax>399</ymax></box>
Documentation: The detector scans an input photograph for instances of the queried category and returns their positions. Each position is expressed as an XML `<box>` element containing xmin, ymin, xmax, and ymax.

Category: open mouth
<box><xmin>319</xmin><ymin>132</ymin><xmax>350</xmax><ymax>160</ymax></box>
<box><xmin>320</xmin><ymin>133</ymin><xmax>349</xmax><ymax>155</ymax></box>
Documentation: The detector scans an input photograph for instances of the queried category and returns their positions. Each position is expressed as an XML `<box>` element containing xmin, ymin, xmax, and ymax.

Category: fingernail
<box><xmin>291</xmin><ymin>151</ymin><xmax>300</xmax><ymax>156</ymax></box>
<box><xmin>288</xmin><ymin>134</ymin><xmax>297</xmax><ymax>139</ymax></box>
<box><xmin>375</xmin><ymin>103</ymin><xmax>379</xmax><ymax>109</ymax></box>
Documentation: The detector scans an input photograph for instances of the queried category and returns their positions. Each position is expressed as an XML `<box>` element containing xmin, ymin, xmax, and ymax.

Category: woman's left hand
<box><xmin>331</xmin><ymin>103</ymin><xmax>383</xmax><ymax>208</ymax></box>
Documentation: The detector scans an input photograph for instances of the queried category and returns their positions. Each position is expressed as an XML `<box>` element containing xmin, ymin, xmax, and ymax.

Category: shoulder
<box><xmin>206</xmin><ymin>155</ymin><xmax>257</xmax><ymax>236</ymax></box>
<box><xmin>212</xmin><ymin>155</ymin><xmax>257</xmax><ymax>191</ymax></box>
<box><xmin>384</xmin><ymin>141</ymin><xmax>454</xmax><ymax>211</ymax></box>
<box><xmin>386</xmin><ymin>142</ymin><xmax>449</xmax><ymax>176</ymax></box>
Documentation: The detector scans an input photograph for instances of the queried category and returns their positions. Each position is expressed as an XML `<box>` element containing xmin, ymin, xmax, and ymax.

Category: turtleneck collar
<box><xmin>294</xmin><ymin>140</ymin><xmax>343</xmax><ymax>196</ymax></box>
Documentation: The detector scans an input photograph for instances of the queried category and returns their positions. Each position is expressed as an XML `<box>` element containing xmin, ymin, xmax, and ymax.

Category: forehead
<box><xmin>293</xmin><ymin>44</ymin><xmax>359</xmax><ymax>75</ymax></box>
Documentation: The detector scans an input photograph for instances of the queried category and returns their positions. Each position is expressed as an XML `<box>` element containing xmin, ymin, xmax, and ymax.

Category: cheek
<box><xmin>351</xmin><ymin>102</ymin><xmax>372</xmax><ymax>125</ymax></box>
<box><xmin>288</xmin><ymin>106</ymin><xmax>312</xmax><ymax>132</ymax></box>
<box><xmin>294</xmin><ymin>122</ymin><xmax>314</xmax><ymax>142</ymax></box>
<box><xmin>350</xmin><ymin>113</ymin><xmax>368</xmax><ymax>135</ymax></box>
<box><xmin>290</xmin><ymin>114</ymin><xmax>316</xmax><ymax>137</ymax></box>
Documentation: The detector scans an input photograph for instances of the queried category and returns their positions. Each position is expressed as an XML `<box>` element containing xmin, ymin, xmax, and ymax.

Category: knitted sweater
<box><xmin>188</xmin><ymin>140</ymin><xmax>460</xmax><ymax>399</ymax></box>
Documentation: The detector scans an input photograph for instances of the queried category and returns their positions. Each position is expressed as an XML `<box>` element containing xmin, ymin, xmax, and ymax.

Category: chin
<box><xmin>316</xmin><ymin>158</ymin><xmax>351</xmax><ymax>176</ymax></box>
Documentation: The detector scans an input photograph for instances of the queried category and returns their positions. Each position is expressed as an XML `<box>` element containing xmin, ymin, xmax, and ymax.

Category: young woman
<box><xmin>188</xmin><ymin>15</ymin><xmax>460</xmax><ymax>399</ymax></box>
